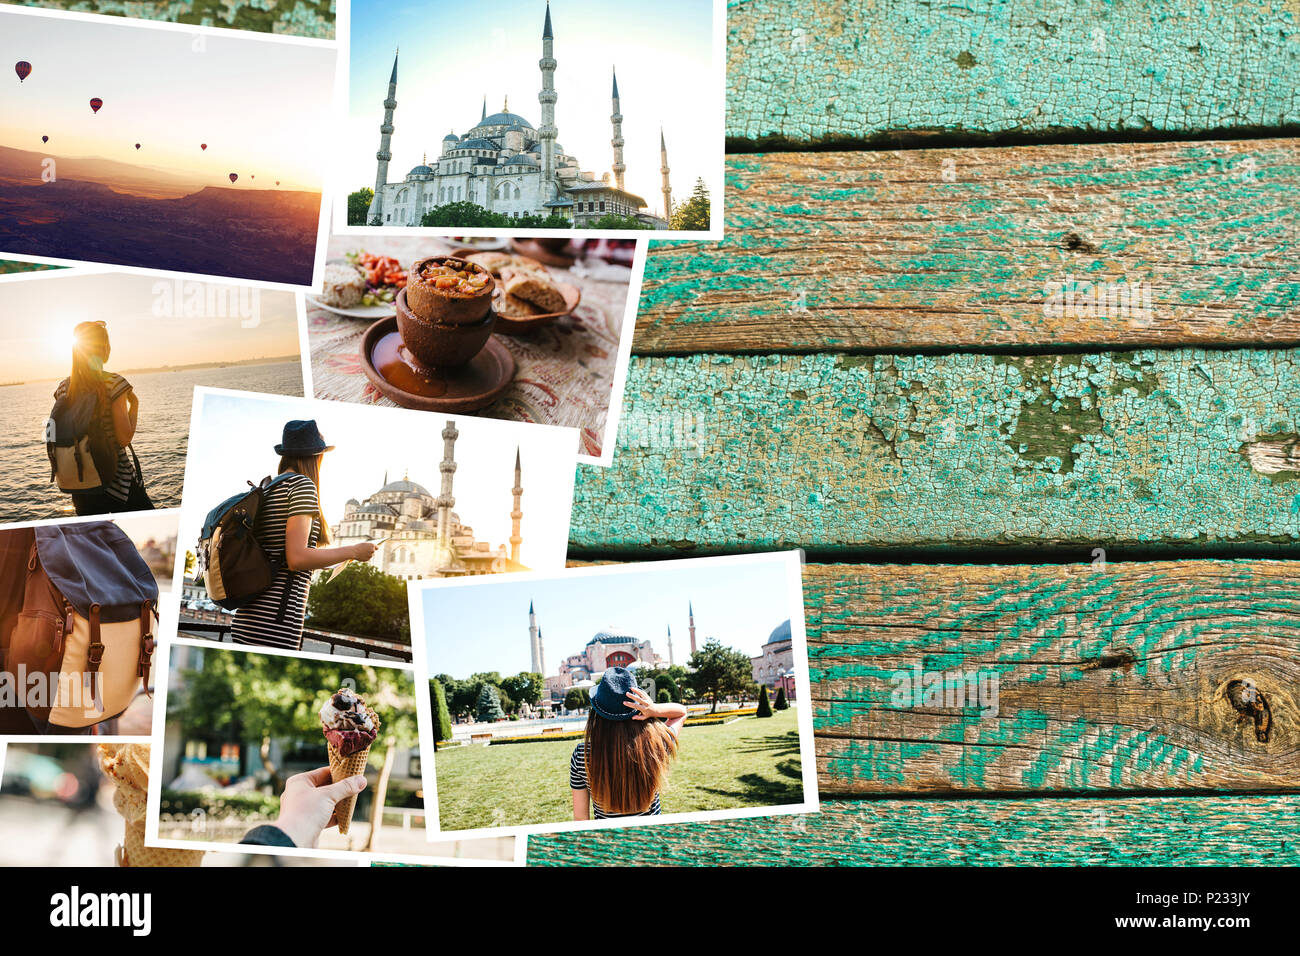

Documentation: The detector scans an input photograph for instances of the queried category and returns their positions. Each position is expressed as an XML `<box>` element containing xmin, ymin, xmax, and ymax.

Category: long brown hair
<box><xmin>278</xmin><ymin>453</ymin><xmax>331</xmax><ymax>545</ymax></box>
<box><xmin>583</xmin><ymin>713</ymin><xmax>678</xmax><ymax>814</ymax></box>
<box><xmin>68</xmin><ymin>321</ymin><xmax>110</xmax><ymax>403</ymax></box>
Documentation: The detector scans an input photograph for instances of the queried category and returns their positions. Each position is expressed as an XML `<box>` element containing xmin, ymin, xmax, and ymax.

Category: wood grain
<box><xmin>800</xmin><ymin>560</ymin><xmax>1300</xmax><ymax>793</ymax></box>
<box><xmin>635</xmin><ymin>140</ymin><xmax>1300</xmax><ymax>353</ymax></box>
<box><xmin>527</xmin><ymin>794</ymin><xmax>1300</xmax><ymax>866</ymax></box>
<box><xmin>571</xmin><ymin>349</ymin><xmax>1300</xmax><ymax>552</ymax></box>
<box><xmin>726</xmin><ymin>0</ymin><xmax>1300</xmax><ymax>145</ymax></box>
<box><xmin>17</xmin><ymin>0</ymin><xmax>334</xmax><ymax>37</ymax></box>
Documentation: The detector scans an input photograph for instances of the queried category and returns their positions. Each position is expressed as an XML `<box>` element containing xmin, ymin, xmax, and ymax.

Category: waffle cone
<box><xmin>327</xmin><ymin>742</ymin><xmax>371</xmax><ymax>835</ymax></box>
<box><xmin>121</xmin><ymin>821</ymin><xmax>204</xmax><ymax>868</ymax></box>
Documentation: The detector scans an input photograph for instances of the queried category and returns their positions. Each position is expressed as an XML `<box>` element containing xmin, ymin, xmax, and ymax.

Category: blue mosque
<box><xmin>366</xmin><ymin>2</ymin><xmax>672</xmax><ymax>229</ymax></box>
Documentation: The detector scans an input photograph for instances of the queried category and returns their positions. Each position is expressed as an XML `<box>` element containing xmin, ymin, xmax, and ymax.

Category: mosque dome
<box><xmin>501</xmin><ymin>154</ymin><xmax>537</xmax><ymax>167</ymax></box>
<box><xmin>766</xmin><ymin>619</ymin><xmax>792</xmax><ymax>645</ymax></box>
<box><xmin>481</xmin><ymin>111</ymin><xmax>534</xmax><ymax>130</ymax></box>
<box><xmin>443</xmin><ymin>132</ymin><xmax>458</xmax><ymax>141</ymax></box>
<box><xmin>380</xmin><ymin>477</ymin><xmax>432</xmax><ymax>496</ymax></box>
<box><xmin>588</xmin><ymin>627</ymin><xmax>639</xmax><ymax>646</ymax></box>
<box><xmin>407</xmin><ymin>164</ymin><xmax>434</xmax><ymax>177</ymax></box>
<box><xmin>456</xmin><ymin>138</ymin><xmax>498</xmax><ymax>150</ymax></box>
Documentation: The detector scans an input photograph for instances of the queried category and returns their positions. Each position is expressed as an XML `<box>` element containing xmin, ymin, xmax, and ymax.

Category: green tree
<box><xmin>656</xmin><ymin>688</ymin><xmax>671</xmax><ymax>704</ymax></box>
<box><xmin>579</xmin><ymin>213</ymin><xmax>651</xmax><ymax>230</ymax></box>
<box><xmin>420</xmin><ymin>201</ymin><xmax>507</xmax><ymax>228</ymax></box>
<box><xmin>430</xmin><ymin>679</ymin><xmax>453</xmax><ymax>742</ymax></box>
<box><xmin>347</xmin><ymin>187</ymin><xmax>374</xmax><ymax>225</ymax></box>
<box><xmin>756</xmin><ymin>684</ymin><xmax>773</xmax><ymax>718</ymax></box>
<box><xmin>514</xmin><ymin>212</ymin><xmax>572</xmax><ymax>228</ymax></box>
<box><xmin>774</xmin><ymin>684</ymin><xmax>789</xmax><ymax>710</ymax></box>
<box><xmin>475</xmin><ymin>684</ymin><xmax>505</xmax><ymax>722</ymax></box>
<box><xmin>306</xmin><ymin>562</ymin><xmax>410</xmax><ymax>643</ymax></box>
<box><xmin>500</xmin><ymin>672</ymin><xmax>544</xmax><ymax>710</ymax></box>
<box><xmin>686</xmin><ymin>638</ymin><xmax>754</xmax><ymax>713</ymax></box>
<box><xmin>670</xmin><ymin>177</ymin><xmax>711</xmax><ymax>231</ymax></box>
<box><xmin>175</xmin><ymin>650</ymin><xmax>419</xmax><ymax>785</ymax></box>
<box><xmin>563</xmin><ymin>687</ymin><xmax>589</xmax><ymax>711</ymax></box>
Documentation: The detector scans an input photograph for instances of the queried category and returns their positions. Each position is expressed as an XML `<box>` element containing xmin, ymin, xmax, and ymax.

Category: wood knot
<box><xmin>1080</xmin><ymin>646</ymin><xmax>1136</xmax><ymax>671</ymax></box>
<box><xmin>1221</xmin><ymin>678</ymin><xmax>1272</xmax><ymax>743</ymax></box>
<box><xmin>1063</xmin><ymin>232</ymin><xmax>1099</xmax><ymax>254</ymax></box>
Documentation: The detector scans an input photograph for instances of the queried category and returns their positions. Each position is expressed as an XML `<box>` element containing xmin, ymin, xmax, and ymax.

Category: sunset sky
<box><xmin>0</xmin><ymin>7</ymin><xmax>336</xmax><ymax>192</ymax></box>
<box><xmin>347</xmin><ymin>0</ymin><xmax>718</xmax><ymax>217</ymax></box>
<box><xmin>181</xmin><ymin>392</ymin><xmax>576</xmax><ymax>573</ymax></box>
<box><xmin>0</xmin><ymin>272</ymin><xmax>301</xmax><ymax>381</ymax></box>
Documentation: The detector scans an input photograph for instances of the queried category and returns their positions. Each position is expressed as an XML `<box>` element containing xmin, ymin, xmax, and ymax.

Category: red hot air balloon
<box><xmin>228</xmin><ymin>173</ymin><xmax>238</xmax><ymax>183</ymax></box>
<box><xmin>200</xmin><ymin>143</ymin><xmax>207</xmax><ymax>151</ymax></box>
<box><xmin>15</xmin><ymin>61</ymin><xmax>32</xmax><ymax>83</ymax></box>
<box><xmin>89</xmin><ymin>98</ymin><xmax>103</xmax><ymax>114</ymax></box>
<box><xmin>275</xmin><ymin>181</ymin><xmax>280</xmax><ymax>186</ymax></box>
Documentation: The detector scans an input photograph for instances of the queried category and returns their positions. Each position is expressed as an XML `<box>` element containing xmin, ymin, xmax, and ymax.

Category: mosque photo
<box><xmin>349</xmin><ymin>0</ymin><xmax>719</xmax><ymax>233</ymax></box>
<box><xmin>333</xmin><ymin>421</ymin><xmax>527</xmax><ymax>580</ymax></box>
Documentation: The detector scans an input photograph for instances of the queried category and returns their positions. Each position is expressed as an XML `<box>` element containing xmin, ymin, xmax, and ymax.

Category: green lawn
<box><xmin>434</xmin><ymin>707</ymin><xmax>804</xmax><ymax>831</ymax></box>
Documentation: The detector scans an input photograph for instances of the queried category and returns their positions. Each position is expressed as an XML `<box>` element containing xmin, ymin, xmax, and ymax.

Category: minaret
<box><xmin>667</xmin><ymin>624</ymin><xmax>674</xmax><ymax>666</ymax></box>
<box><xmin>510</xmin><ymin>447</ymin><xmax>523</xmax><ymax>565</ymax></box>
<box><xmin>537</xmin><ymin>2</ymin><xmax>558</xmax><ymax>204</ymax></box>
<box><xmin>610</xmin><ymin>68</ymin><xmax>625</xmax><ymax>191</ymax></box>
<box><xmin>538</xmin><ymin>628</ymin><xmax>546</xmax><ymax>678</ymax></box>
<box><xmin>435</xmin><ymin>420</ymin><xmax>458</xmax><ymax>560</ymax></box>
<box><xmin>481</xmin><ymin>96</ymin><xmax>487</xmax><ymax>124</ymax></box>
<box><xmin>367</xmin><ymin>50</ymin><xmax>398</xmax><ymax>224</ymax></box>
<box><xmin>659</xmin><ymin>127</ymin><xmax>672</xmax><ymax>222</ymax></box>
<box><xmin>528</xmin><ymin>600</ymin><xmax>541</xmax><ymax>675</ymax></box>
<box><xmin>688</xmin><ymin>600</ymin><xmax>697</xmax><ymax>655</ymax></box>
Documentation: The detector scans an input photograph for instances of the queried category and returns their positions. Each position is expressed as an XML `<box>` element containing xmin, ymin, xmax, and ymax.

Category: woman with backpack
<box><xmin>54</xmin><ymin>321</ymin><xmax>153</xmax><ymax>515</ymax></box>
<box><xmin>230</xmin><ymin>420</ymin><xmax>376</xmax><ymax>651</ymax></box>
<box><xmin>570</xmin><ymin>666</ymin><xmax>689</xmax><ymax>820</ymax></box>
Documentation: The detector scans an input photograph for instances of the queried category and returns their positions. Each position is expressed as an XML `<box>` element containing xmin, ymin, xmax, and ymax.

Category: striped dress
<box><xmin>569</xmin><ymin>742</ymin><xmax>662</xmax><ymax>819</ymax></box>
<box><xmin>230</xmin><ymin>473</ymin><xmax>320</xmax><ymax>651</ymax></box>
<box><xmin>54</xmin><ymin>374</ymin><xmax>134</xmax><ymax>502</ymax></box>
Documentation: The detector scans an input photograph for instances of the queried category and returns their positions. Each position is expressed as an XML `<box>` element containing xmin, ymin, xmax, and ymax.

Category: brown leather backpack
<box><xmin>0</xmin><ymin>522</ymin><xmax>157</xmax><ymax>733</ymax></box>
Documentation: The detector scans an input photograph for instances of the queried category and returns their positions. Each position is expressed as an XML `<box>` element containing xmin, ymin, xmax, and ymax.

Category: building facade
<box><xmin>333</xmin><ymin>422</ymin><xmax>526</xmax><ymax>580</ymax></box>
<box><xmin>366</xmin><ymin>2</ymin><xmax>669</xmax><ymax>229</ymax></box>
<box><xmin>751</xmin><ymin>619</ymin><xmax>795</xmax><ymax>697</ymax></box>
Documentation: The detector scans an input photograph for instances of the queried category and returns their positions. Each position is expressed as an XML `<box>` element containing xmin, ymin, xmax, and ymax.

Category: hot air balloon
<box><xmin>275</xmin><ymin>181</ymin><xmax>280</xmax><ymax>186</ymax></box>
<box><xmin>41</xmin><ymin>135</ymin><xmax>48</xmax><ymax>144</ymax></box>
<box><xmin>89</xmin><ymin>98</ymin><xmax>103</xmax><ymax>114</ymax></box>
<box><xmin>228</xmin><ymin>173</ymin><xmax>238</xmax><ymax>183</ymax></box>
<box><xmin>250</xmin><ymin>175</ymin><xmax>255</xmax><ymax>180</ymax></box>
<box><xmin>134</xmin><ymin>143</ymin><xmax>141</xmax><ymax>150</ymax></box>
<box><xmin>15</xmin><ymin>61</ymin><xmax>32</xmax><ymax>83</ymax></box>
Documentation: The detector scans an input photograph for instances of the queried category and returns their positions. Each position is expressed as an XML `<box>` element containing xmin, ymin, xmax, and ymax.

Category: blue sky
<box><xmin>347</xmin><ymin>0</ymin><xmax>718</xmax><ymax>216</ymax></box>
<box><xmin>422</xmin><ymin>554</ymin><xmax>799</xmax><ymax>678</ymax></box>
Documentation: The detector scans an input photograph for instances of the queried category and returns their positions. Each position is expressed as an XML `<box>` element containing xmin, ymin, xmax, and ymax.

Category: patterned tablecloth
<box><xmin>307</xmin><ymin>235</ymin><xmax>632</xmax><ymax>461</ymax></box>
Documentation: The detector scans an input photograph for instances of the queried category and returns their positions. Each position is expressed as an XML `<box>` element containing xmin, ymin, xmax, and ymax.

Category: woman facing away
<box><xmin>230</xmin><ymin>420</ymin><xmax>376</xmax><ymax>652</ymax></box>
<box><xmin>570</xmin><ymin>665</ymin><xmax>688</xmax><ymax>820</ymax></box>
<box><xmin>55</xmin><ymin>320</ymin><xmax>153</xmax><ymax>515</ymax></box>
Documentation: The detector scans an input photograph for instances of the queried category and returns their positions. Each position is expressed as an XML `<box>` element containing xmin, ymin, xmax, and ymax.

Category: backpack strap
<box><xmin>137</xmin><ymin>599</ymin><xmax>156</xmax><ymax>694</ymax></box>
<box><xmin>86</xmin><ymin>602</ymin><xmax>104</xmax><ymax>707</ymax></box>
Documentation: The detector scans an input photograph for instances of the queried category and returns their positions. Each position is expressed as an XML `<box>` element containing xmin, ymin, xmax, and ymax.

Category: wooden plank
<box><xmin>17</xmin><ymin>0</ymin><xmax>334</xmax><ymax>37</ymax></box>
<box><xmin>726</xmin><ymin>0</ymin><xmax>1300</xmax><ymax>145</ymax></box>
<box><xmin>800</xmin><ymin>561</ymin><xmax>1300</xmax><ymax>794</ymax></box>
<box><xmin>0</xmin><ymin>261</ymin><xmax>60</xmax><ymax>276</ymax></box>
<box><xmin>636</xmin><ymin>140</ymin><xmax>1300</xmax><ymax>353</ymax></box>
<box><xmin>526</xmin><ymin>795</ymin><xmax>1300</xmax><ymax>866</ymax></box>
<box><xmin>571</xmin><ymin>349</ymin><xmax>1300</xmax><ymax>552</ymax></box>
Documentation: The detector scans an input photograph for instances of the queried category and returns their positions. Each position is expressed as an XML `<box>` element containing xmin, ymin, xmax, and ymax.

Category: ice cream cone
<box><xmin>121</xmin><ymin>820</ymin><xmax>204</xmax><ymax>868</ymax></box>
<box><xmin>327</xmin><ymin>741</ymin><xmax>371</xmax><ymax>835</ymax></box>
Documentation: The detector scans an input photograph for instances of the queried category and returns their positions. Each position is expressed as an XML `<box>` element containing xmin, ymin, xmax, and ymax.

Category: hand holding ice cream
<box><xmin>320</xmin><ymin>687</ymin><xmax>379</xmax><ymax>835</ymax></box>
